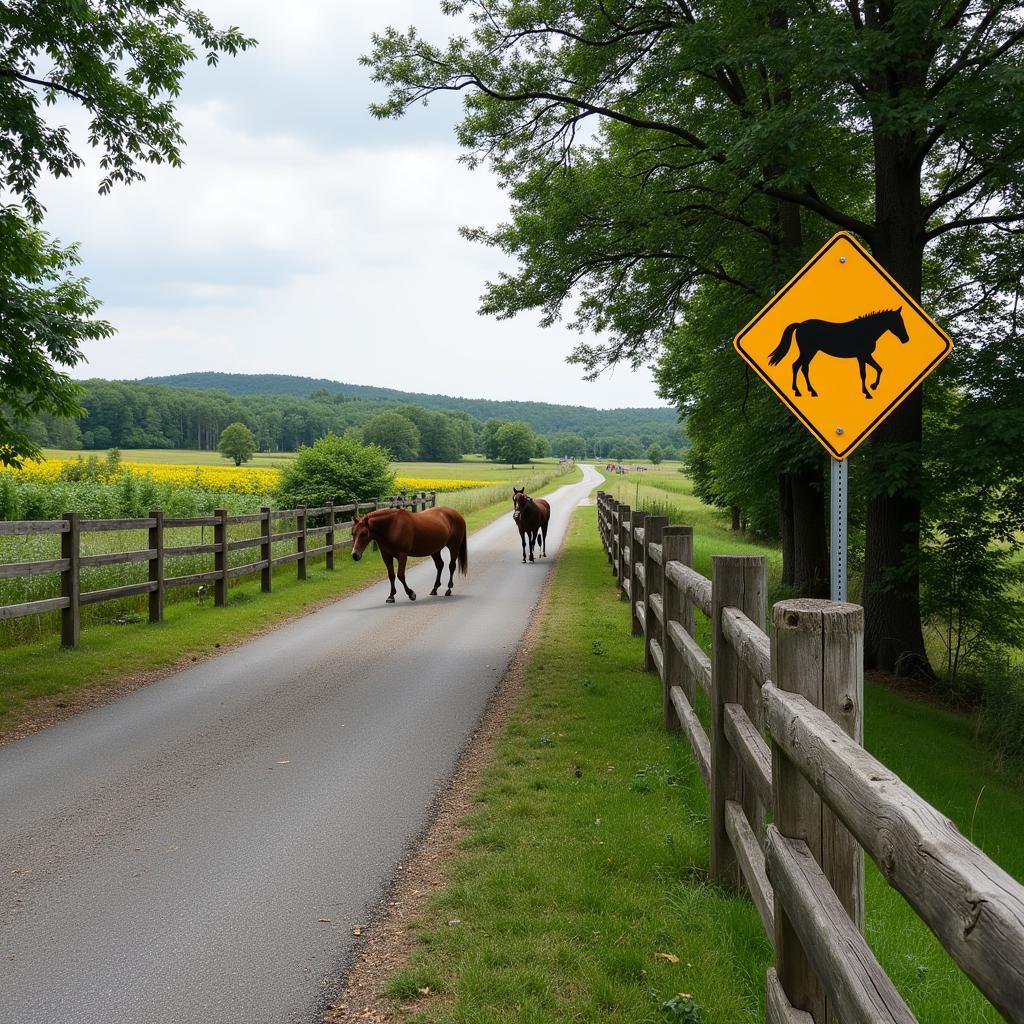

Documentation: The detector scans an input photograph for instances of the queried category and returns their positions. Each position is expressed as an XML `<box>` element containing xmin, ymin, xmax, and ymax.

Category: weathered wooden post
<box><xmin>214</xmin><ymin>508</ymin><xmax>228</xmax><ymax>607</ymax></box>
<box><xmin>643</xmin><ymin>515</ymin><xmax>668</xmax><ymax>672</ymax></box>
<box><xmin>660</xmin><ymin>525</ymin><xmax>693</xmax><ymax>733</ymax></box>
<box><xmin>767</xmin><ymin>599</ymin><xmax>864</xmax><ymax>1023</ymax></box>
<box><xmin>148</xmin><ymin>509</ymin><xmax>164</xmax><ymax>624</ymax></box>
<box><xmin>629</xmin><ymin>509</ymin><xmax>645</xmax><ymax>637</ymax></box>
<box><xmin>606</xmin><ymin>497</ymin><xmax>614</xmax><ymax>577</ymax></box>
<box><xmin>617</xmin><ymin>503</ymin><xmax>630</xmax><ymax>597</ymax></box>
<box><xmin>326</xmin><ymin>504</ymin><xmax>335</xmax><ymax>571</ymax></box>
<box><xmin>709</xmin><ymin>554</ymin><xmax>766</xmax><ymax>890</ymax></box>
<box><xmin>297</xmin><ymin>506</ymin><xmax>307</xmax><ymax>580</ymax></box>
<box><xmin>61</xmin><ymin>511</ymin><xmax>80</xmax><ymax>648</ymax></box>
<box><xmin>430</xmin><ymin>491</ymin><xmax>437</xmax><ymax>508</ymax></box>
<box><xmin>260</xmin><ymin>507</ymin><xmax>272</xmax><ymax>593</ymax></box>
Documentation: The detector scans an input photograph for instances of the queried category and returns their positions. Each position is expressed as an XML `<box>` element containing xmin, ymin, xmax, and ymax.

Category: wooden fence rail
<box><xmin>595</xmin><ymin>491</ymin><xmax>1024</xmax><ymax>1024</ymax></box>
<box><xmin>0</xmin><ymin>491</ymin><xmax>437</xmax><ymax>648</ymax></box>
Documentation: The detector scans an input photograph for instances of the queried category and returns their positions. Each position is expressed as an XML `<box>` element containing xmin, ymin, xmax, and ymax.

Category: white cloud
<box><xmin>37</xmin><ymin>1</ymin><xmax>663</xmax><ymax>408</ymax></box>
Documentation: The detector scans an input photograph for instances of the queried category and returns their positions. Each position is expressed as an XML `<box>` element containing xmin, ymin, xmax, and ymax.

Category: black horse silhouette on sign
<box><xmin>768</xmin><ymin>308</ymin><xmax>909</xmax><ymax>399</ymax></box>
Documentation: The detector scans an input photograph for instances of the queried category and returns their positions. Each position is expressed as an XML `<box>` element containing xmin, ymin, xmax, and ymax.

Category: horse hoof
<box><xmin>386</xmin><ymin>596</ymin><xmax>395</xmax><ymax>604</ymax></box>
<box><xmin>445</xmin><ymin>590</ymin><xmax>452</xmax><ymax>597</ymax></box>
<box><xmin>409</xmin><ymin>592</ymin><xmax>417</xmax><ymax>601</ymax></box>
<box><xmin>430</xmin><ymin>589</ymin><xmax>439</xmax><ymax>596</ymax></box>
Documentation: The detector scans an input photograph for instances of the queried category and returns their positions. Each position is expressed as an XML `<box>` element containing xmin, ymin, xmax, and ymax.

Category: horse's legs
<box><xmin>800</xmin><ymin>354</ymin><xmax>818</xmax><ymax>397</ymax></box>
<box><xmin>528</xmin><ymin>529</ymin><xmax>536</xmax><ymax>562</ymax></box>
<box><xmin>397</xmin><ymin>553</ymin><xmax>416</xmax><ymax>600</ymax></box>
<box><xmin>866</xmin><ymin>354</ymin><xmax>883</xmax><ymax>391</ymax></box>
<box><xmin>541</xmin><ymin>523</ymin><xmax>547</xmax><ymax>557</ymax></box>
<box><xmin>857</xmin><ymin>356</ymin><xmax>872</xmax><ymax>399</ymax></box>
<box><xmin>383</xmin><ymin>553</ymin><xmax>397</xmax><ymax>604</ymax></box>
<box><xmin>520</xmin><ymin>527</ymin><xmax>527</xmax><ymax>564</ymax></box>
<box><xmin>445</xmin><ymin>544</ymin><xmax>457</xmax><ymax>596</ymax></box>
<box><xmin>430</xmin><ymin>552</ymin><xmax>444</xmax><ymax>595</ymax></box>
<box><xmin>791</xmin><ymin>357</ymin><xmax>802</xmax><ymax>397</ymax></box>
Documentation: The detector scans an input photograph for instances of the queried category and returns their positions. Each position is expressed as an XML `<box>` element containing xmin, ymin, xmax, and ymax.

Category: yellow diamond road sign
<box><xmin>734</xmin><ymin>232</ymin><xmax>952</xmax><ymax>460</ymax></box>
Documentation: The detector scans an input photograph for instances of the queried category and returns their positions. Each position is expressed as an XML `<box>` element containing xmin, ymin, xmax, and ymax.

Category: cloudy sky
<box><xmin>39</xmin><ymin>2</ymin><xmax>663</xmax><ymax>409</ymax></box>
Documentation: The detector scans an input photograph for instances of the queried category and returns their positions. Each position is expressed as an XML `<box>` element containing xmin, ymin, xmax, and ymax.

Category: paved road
<box><xmin>0</xmin><ymin>465</ymin><xmax>601</xmax><ymax>1024</ymax></box>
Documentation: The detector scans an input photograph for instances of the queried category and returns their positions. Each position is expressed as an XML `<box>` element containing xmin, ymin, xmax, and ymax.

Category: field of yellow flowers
<box><xmin>1</xmin><ymin>459</ymin><xmax>494</xmax><ymax>495</ymax></box>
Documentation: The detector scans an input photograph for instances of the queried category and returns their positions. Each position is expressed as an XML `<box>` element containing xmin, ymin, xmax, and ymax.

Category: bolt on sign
<box><xmin>733</xmin><ymin>232</ymin><xmax>953</xmax><ymax>460</ymax></box>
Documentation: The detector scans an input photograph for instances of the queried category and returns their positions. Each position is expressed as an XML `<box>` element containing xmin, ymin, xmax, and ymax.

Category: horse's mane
<box><xmin>854</xmin><ymin>308</ymin><xmax>899</xmax><ymax>321</ymax></box>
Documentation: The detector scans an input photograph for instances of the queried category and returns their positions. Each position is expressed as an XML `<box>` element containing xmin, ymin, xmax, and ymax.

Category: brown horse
<box><xmin>351</xmin><ymin>506</ymin><xmax>468</xmax><ymax>603</ymax></box>
<box><xmin>512</xmin><ymin>488</ymin><xmax>550</xmax><ymax>563</ymax></box>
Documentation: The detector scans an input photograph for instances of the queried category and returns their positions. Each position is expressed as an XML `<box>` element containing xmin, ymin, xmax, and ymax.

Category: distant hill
<box><xmin>139</xmin><ymin>372</ymin><xmax>684</xmax><ymax>440</ymax></box>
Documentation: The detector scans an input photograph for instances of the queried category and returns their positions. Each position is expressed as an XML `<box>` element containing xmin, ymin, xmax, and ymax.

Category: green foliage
<box><xmin>976</xmin><ymin>659</ymin><xmax>1024</xmax><ymax>771</ymax></box>
<box><xmin>217</xmin><ymin>422</ymin><xmax>257</xmax><ymax>466</ymax></box>
<box><xmin>0</xmin><ymin>209</ymin><xmax>114</xmax><ymax>467</ymax></box>
<box><xmin>647</xmin><ymin>443</ymin><xmax>664</xmax><ymax>465</ymax></box>
<box><xmin>57</xmin><ymin>448</ymin><xmax>122</xmax><ymax>483</ymax></box>
<box><xmin>494</xmin><ymin>420</ymin><xmax>537</xmax><ymax>465</ymax></box>
<box><xmin>551</xmin><ymin>431</ymin><xmax>586</xmax><ymax>458</ymax></box>
<box><xmin>0</xmin><ymin>4</ymin><xmax>253</xmax><ymax>466</ymax></box>
<box><xmin>274</xmin><ymin>434</ymin><xmax>395</xmax><ymax>508</ymax></box>
<box><xmin>361</xmin><ymin>411</ymin><xmax>421</xmax><ymax>460</ymax></box>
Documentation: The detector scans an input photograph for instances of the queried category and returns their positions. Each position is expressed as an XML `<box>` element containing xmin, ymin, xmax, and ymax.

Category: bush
<box><xmin>275</xmin><ymin>433</ymin><xmax>395</xmax><ymax>509</ymax></box>
<box><xmin>976</xmin><ymin>656</ymin><xmax>1024</xmax><ymax>771</ymax></box>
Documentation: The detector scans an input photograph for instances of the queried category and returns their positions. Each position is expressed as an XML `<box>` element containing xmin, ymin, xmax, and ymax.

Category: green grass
<box><xmin>378</xmin><ymin>505</ymin><xmax>1021</xmax><ymax>1023</ymax></box>
<box><xmin>0</xmin><ymin>465</ymin><xmax>580</xmax><ymax>728</ymax></box>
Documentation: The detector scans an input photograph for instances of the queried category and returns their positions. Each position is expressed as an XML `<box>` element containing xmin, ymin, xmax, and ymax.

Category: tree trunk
<box><xmin>779</xmin><ymin>475</ymin><xmax>795</xmax><ymax>587</ymax></box>
<box><xmin>790</xmin><ymin>465</ymin><xmax>829</xmax><ymax>598</ymax></box>
<box><xmin>731</xmin><ymin>505</ymin><xmax>741</xmax><ymax>531</ymax></box>
<box><xmin>862</xmin><ymin>128</ymin><xmax>931</xmax><ymax>677</ymax></box>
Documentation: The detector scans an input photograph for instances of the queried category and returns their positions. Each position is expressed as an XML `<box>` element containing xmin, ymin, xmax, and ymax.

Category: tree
<box><xmin>218</xmin><ymin>422</ymin><xmax>257</xmax><ymax>466</ymax></box>
<box><xmin>495</xmin><ymin>421</ymin><xmax>537</xmax><ymax>466</ymax></box>
<box><xmin>366</xmin><ymin>2</ymin><xmax>1024</xmax><ymax>675</ymax></box>
<box><xmin>362</xmin><ymin>411</ymin><xmax>420</xmax><ymax>461</ymax></box>
<box><xmin>0</xmin><ymin>3</ymin><xmax>254</xmax><ymax>464</ymax></box>
<box><xmin>646</xmin><ymin>443</ymin><xmax>664</xmax><ymax>465</ymax></box>
<box><xmin>534</xmin><ymin>435</ymin><xmax>551</xmax><ymax>459</ymax></box>
<box><xmin>551</xmin><ymin>432</ymin><xmax>586</xmax><ymax>459</ymax></box>
<box><xmin>481</xmin><ymin>419</ymin><xmax>506</xmax><ymax>461</ymax></box>
<box><xmin>276</xmin><ymin>434</ymin><xmax>395</xmax><ymax>508</ymax></box>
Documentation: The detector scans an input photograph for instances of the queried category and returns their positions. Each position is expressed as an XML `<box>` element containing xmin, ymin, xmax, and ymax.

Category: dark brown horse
<box><xmin>512</xmin><ymin>487</ymin><xmax>550</xmax><ymax>563</ymax></box>
<box><xmin>351</xmin><ymin>506</ymin><xmax>468</xmax><ymax>603</ymax></box>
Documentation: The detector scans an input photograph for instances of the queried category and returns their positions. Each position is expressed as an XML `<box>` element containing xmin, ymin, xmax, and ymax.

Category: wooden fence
<box><xmin>595</xmin><ymin>491</ymin><xmax>1024</xmax><ymax>1024</ymax></box>
<box><xmin>0</xmin><ymin>492</ymin><xmax>437</xmax><ymax>648</ymax></box>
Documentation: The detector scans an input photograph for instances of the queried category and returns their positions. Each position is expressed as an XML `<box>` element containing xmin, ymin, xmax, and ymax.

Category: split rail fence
<box><xmin>0</xmin><ymin>492</ymin><xmax>436</xmax><ymax>648</ymax></box>
<box><xmin>596</xmin><ymin>490</ymin><xmax>1024</xmax><ymax>1024</ymax></box>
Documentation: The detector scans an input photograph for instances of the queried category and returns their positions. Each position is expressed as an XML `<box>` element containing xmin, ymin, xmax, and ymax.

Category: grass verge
<box><xmin>374</xmin><ymin>507</ymin><xmax>1022</xmax><ymax>1023</ymax></box>
<box><xmin>0</xmin><ymin>467</ymin><xmax>580</xmax><ymax>732</ymax></box>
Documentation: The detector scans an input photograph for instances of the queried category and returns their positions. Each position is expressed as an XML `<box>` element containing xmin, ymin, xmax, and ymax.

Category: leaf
<box><xmin>656</xmin><ymin>951</ymin><xmax>680</xmax><ymax>964</ymax></box>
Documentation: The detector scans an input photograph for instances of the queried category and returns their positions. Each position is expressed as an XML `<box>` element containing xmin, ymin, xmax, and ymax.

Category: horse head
<box><xmin>888</xmin><ymin>306</ymin><xmax>909</xmax><ymax>344</ymax></box>
<box><xmin>512</xmin><ymin>487</ymin><xmax>530</xmax><ymax>523</ymax></box>
<box><xmin>351</xmin><ymin>513</ymin><xmax>373</xmax><ymax>561</ymax></box>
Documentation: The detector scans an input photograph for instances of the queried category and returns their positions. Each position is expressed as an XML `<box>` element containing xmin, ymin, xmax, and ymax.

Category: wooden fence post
<box><xmin>617</xmin><ymin>504</ymin><xmax>630</xmax><ymax>597</ymax></box>
<box><xmin>630</xmin><ymin>509</ymin><xmax>644</xmax><ymax>637</ymax></box>
<box><xmin>61</xmin><ymin>511</ymin><xmax>80</xmax><ymax>648</ymax></box>
<box><xmin>297</xmin><ymin>506</ymin><xmax>307</xmax><ymax>580</ymax></box>
<box><xmin>326</xmin><ymin>504</ymin><xmax>335</xmax><ymax>571</ymax></box>
<box><xmin>643</xmin><ymin>515</ymin><xmax>668</xmax><ymax>672</ymax></box>
<box><xmin>430</xmin><ymin>491</ymin><xmax>436</xmax><ymax>508</ymax></box>
<box><xmin>710</xmin><ymin>554</ymin><xmax>766</xmax><ymax>890</ymax></box>
<box><xmin>260</xmin><ymin>507</ymin><xmax>272</xmax><ymax>593</ymax></box>
<box><xmin>660</xmin><ymin>526</ymin><xmax>693</xmax><ymax>733</ymax></box>
<box><xmin>148</xmin><ymin>509</ymin><xmax>164</xmax><ymax>624</ymax></box>
<box><xmin>214</xmin><ymin>508</ymin><xmax>228</xmax><ymax>607</ymax></box>
<box><xmin>769</xmin><ymin>598</ymin><xmax>864</xmax><ymax>1023</ymax></box>
<box><xmin>608</xmin><ymin>498</ymin><xmax>619</xmax><ymax>576</ymax></box>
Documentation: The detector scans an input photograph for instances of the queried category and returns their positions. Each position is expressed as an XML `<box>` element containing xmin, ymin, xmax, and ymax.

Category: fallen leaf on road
<box><xmin>352</xmin><ymin>926</ymin><xmax>363</xmax><ymax>935</ymax></box>
<box><xmin>656</xmin><ymin>952</ymin><xmax>680</xmax><ymax>964</ymax></box>
<box><xmin>318</xmin><ymin>918</ymin><xmax>331</xmax><ymax>924</ymax></box>
<box><xmin>277</xmin><ymin>760</ymin><xmax>290</xmax><ymax>765</ymax></box>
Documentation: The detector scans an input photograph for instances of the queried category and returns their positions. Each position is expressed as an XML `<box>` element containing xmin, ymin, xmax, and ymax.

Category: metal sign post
<box><xmin>830</xmin><ymin>457</ymin><xmax>848</xmax><ymax>602</ymax></box>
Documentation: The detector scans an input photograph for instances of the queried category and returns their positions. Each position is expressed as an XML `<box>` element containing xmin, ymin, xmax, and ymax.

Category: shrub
<box><xmin>975</xmin><ymin>656</ymin><xmax>1024</xmax><ymax>771</ymax></box>
<box><xmin>275</xmin><ymin>433</ymin><xmax>395</xmax><ymax>509</ymax></box>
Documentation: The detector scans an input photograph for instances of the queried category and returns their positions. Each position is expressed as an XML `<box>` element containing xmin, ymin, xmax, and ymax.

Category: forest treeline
<box><xmin>26</xmin><ymin>378</ymin><xmax>688</xmax><ymax>462</ymax></box>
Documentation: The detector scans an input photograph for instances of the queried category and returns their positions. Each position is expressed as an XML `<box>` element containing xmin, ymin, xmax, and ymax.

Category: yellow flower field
<box><xmin>2</xmin><ymin>459</ymin><xmax>495</xmax><ymax>496</ymax></box>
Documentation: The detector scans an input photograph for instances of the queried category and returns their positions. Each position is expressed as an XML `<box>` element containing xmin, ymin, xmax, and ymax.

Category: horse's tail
<box><xmin>458</xmin><ymin>534</ymin><xmax>468</xmax><ymax>576</ymax></box>
<box><xmin>768</xmin><ymin>323</ymin><xmax>799</xmax><ymax>366</ymax></box>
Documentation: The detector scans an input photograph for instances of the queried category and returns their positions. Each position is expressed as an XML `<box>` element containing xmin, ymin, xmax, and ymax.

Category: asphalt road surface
<box><xmin>0</xmin><ymin>465</ymin><xmax>601</xmax><ymax>1024</ymax></box>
